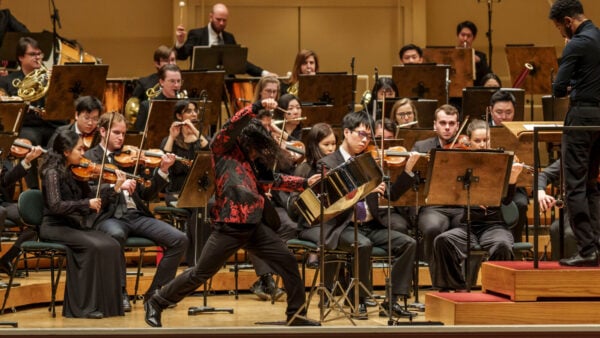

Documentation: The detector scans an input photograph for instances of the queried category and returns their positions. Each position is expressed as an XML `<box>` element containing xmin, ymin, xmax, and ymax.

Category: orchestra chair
<box><xmin>153</xmin><ymin>205</ymin><xmax>190</xmax><ymax>232</ymax></box>
<box><xmin>1</xmin><ymin>189</ymin><xmax>67</xmax><ymax>317</ymax></box>
<box><xmin>124</xmin><ymin>236</ymin><xmax>157</xmax><ymax>304</ymax></box>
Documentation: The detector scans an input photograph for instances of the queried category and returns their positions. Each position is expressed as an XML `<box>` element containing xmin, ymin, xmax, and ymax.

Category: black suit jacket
<box><xmin>84</xmin><ymin>144</ymin><xmax>169</xmax><ymax>223</ymax></box>
<box><xmin>0</xmin><ymin>9</ymin><xmax>28</xmax><ymax>69</ymax></box>
<box><xmin>411</xmin><ymin>136</ymin><xmax>441</xmax><ymax>153</ymax></box>
<box><xmin>175</xmin><ymin>25</ymin><xmax>264</xmax><ymax>76</ymax></box>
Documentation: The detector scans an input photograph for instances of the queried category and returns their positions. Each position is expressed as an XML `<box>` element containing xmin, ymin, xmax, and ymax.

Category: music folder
<box><xmin>191</xmin><ymin>45</ymin><xmax>248</xmax><ymax>75</ymax></box>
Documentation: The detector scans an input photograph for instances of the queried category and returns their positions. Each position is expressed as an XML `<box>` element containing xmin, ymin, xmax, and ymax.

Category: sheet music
<box><xmin>523</xmin><ymin>123</ymin><xmax>563</xmax><ymax>131</ymax></box>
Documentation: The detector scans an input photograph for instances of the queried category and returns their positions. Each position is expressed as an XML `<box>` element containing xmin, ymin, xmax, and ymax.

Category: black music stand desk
<box><xmin>424</xmin><ymin>149</ymin><xmax>512</xmax><ymax>291</ymax></box>
<box><xmin>192</xmin><ymin>45</ymin><xmax>247</xmax><ymax>75</ymax></box>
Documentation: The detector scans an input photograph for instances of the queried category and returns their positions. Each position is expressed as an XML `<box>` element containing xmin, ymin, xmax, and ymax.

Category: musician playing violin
<box><xmin>430</xmin><ymin>119</ymin><xmax>523</xmax><ymax>292</ymax></box>
<box><xmin>315</xmin><ymin>111</ymin><xmax>418</xmax><ymax>318</ymax></box>
<box><xmin>144</xmin><ymin>102</ymin><xmax>321</xmax><ymax>327</ymax></box>
<box><xmin>48</xmin><ymin>96</ymin><xmax>101</xmax><ymax>150</ymax></box>
<box><xmin>411</xmin><ymin>104</ymin><xmax>464</xmax><ymax>265</ymax></box>
<box><xmin>85</xmin><ymin>112</ymin><xmax>187</xmax><ymax>313</ymax></box>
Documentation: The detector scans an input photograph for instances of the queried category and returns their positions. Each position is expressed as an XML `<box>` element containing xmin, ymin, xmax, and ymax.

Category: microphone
<box><xmin>396</xmin><ymin>121</ymin><xmax>419</xmax><ymax>128</ymax></box>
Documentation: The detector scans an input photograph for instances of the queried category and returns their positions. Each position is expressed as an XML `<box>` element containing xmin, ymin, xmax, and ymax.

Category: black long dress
<box><xmin>40</xmin><ymin>168</ymin><xmax>124</xmax><ymax>318</ymax></box>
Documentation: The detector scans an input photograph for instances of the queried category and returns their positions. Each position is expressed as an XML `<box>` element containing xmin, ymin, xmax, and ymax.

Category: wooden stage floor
<box><xmin>1</xmin><ymin>268</ymin><xmax>600</xmax><ymax>338</ymax></box>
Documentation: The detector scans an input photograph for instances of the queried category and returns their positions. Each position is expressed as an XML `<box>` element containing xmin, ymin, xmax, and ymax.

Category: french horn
<box><xmin>12</xmin><ymin>64</ymin><xmax>49</xmax><ymax>102</ymax></box>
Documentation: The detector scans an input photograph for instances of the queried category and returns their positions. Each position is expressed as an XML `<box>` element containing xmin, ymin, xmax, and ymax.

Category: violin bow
<box><xmin>95</xmin><ymin>111</ymin><xmax>116</xmax><ymax>199</ymax></box>
<box><xmin>449</xmin><ymin>115</ymin><xmax>470</xmax><ymax>148</ymax></box>
<box><xmin>133</xmin><ymin>100</ymin><xmax>153</xmax><ymax>177</ymax></box>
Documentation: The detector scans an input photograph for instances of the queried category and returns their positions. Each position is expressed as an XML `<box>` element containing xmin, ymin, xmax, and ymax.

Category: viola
<box><xmin>10</xmin><ymin>138</ymin><xmax>47</xmax><ymax>158</ymax></box>
<box><xmin>71</xmin><ymin>157</ymin><xmax>145</xmax><ymax>184</ymax></box>
<box><xmin>443</xmin><ymin>134</ymin><xmax>471</xmax><ymax>150</ymax></box>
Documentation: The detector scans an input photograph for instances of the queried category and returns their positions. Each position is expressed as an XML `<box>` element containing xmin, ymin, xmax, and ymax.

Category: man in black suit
<box><xmin>174</xmin><ymin>3</ymin><xmax>273</xmax><ymax>77</ymax></box>
<box><xmin>411</xmin><ymin>104</ymin><xmax>464</xmax><ymax>265</ymax></box>
<box><xmin>318</xmin><ymin>111</ymin><xmax>417</xmax><ymax>319</ymax></box>
<box><xmin>85</xmin><ymin>112</ymin><xmax>187</xmax><ymax>313</ymax></box>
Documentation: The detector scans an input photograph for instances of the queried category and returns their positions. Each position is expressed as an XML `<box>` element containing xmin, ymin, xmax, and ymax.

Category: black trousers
<box><xmin>156</xmin><ymin>222</ymin><xmax>306</xmax><ymax>318</ymax></box>
<box><xmin>562</xmin><ymin>105</ymin><xmax>600</xmax><ymax>256</ymax></box>
<box><xmin>95</xmin><ymin>210</ymin><xmax>188</xmax><ymax>297</ymax></box>
<box><xmin>417</xmin><ymin>206</ymin><xmax>464</xmax><ymax>263</ymax></box>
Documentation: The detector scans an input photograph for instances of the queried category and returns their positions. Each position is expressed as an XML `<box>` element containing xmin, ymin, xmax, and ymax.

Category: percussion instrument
<box><xmin>55</xmin><ymin>38</ymin><xmax>101</xmax><ymax>65</ymax></box>
<box><xmin>295</xmin><ymin>152</ymin><xmax>383</xmax><ymax>225</ymax></box>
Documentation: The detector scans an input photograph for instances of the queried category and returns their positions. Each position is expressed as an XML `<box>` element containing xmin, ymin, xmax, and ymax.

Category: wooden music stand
<box><xmin>462</xmin><ymin>87</ymin><xmax>525</xmax><ymax>122</ymax></box>
<box><xmin>392</xmin><ymin>64</ymin><xmax>450</xmax><ymax>104</ymax></box>
<box><xmin>505</xmin><ymin>46</ymin><xmax>558</xmax><ymax>95</ymax></box>
<box><xmin>381</xmin><ymin>156</ymin><xmax>428</xmax><ymax>207</ymax></box>
<box><xmin>0</xmin><ymin>102</ymin><xmax>27</xmax><ymax>133</ymax></box>
<box><xmin>44</xmin><ymin>64</ymin><xmax>108</xmax><ymax>120</ymax></box>
<box><xmin>422</xmin><ymin>48</ymin><xmax>474</xmax><ymax>97</ymax></box>
<box><xmin>0</xmin><ymin>133</ymin><xmax>17</xmax><ymax>159</ymax></box>
<box><xmin>181</xmin><ymin>70</ymin><xmax>225</xmax><ymax>126</ymax></box>
<box><xmin>298</xmin><ymin>73</ymin><xmax>354</xmax><ymax>123</ymax></box>
<box><xmin>395</xmin><ymin>128</ymin><xmax>437</xmax><ymax>152</ymax></box>
<box><xmin>413</xmin><ymin>99</ymin><xmax>438</xmax><ymax>129</ymax></box>
<box><xmin>143</xmin><ymin>100</ymin><xmax>178</xmax><ymax>149</ymax></box>
<box><xmin>542</xmin><ymin>95</ymin><xmax>569</xmax><ymax>121</ymax></box>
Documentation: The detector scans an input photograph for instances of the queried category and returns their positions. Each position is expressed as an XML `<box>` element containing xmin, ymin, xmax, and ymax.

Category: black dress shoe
<box><xmin>379</xmin><ymin>301</ymin><xmax>417</xmax><ymax>318</ymax></box>
<box><xmin>351</xmin><ymin>303</ymin><xmax>368</xmax><ymax>320</ymax></box>
<box><xmin>287</xmin><ymin>316</ymin><xmax>321</xmax><ymax>326</ymax></box>
<box><xmin>559</xmin><ymin>251</ymin><xmax>599</xmax><ymax>267</ymax></box>
<box><xmin>144</xmin><ymin>297</ymin><xmax>163</xmax><ymax>327</ymax></box>
<box><xmin>122</xmin><ymin>292</ymin><xmax>132</xmax><ymax>312</ymax></box>
<box><xmin>364</xmin><ymin>297</ymin><xmax>377</xmax><ymax>307</ymax></box>
<box><xmin>86</xmin><ymin>311</ymin><xmax>104</xmax><ymax>319</ymax></box>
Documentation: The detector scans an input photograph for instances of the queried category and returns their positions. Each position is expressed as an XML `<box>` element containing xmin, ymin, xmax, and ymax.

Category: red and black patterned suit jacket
<box><xmin>210</xmin><ymin>106</ymin><xmax>306</xmax><ymax>227</ymax></box>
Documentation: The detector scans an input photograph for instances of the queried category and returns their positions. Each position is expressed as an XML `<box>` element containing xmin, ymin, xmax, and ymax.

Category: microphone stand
<box><xmin>349</xmin><ymin>57</ymin><xmax>356</xmax><ymax>113</ymax></box>
<box><xmin>477</xmin><ymin>0</ymin><xmax>501</xmax><ymax>71</ymax></box>
<box><xmin>50</xmin><ymin>0</ymin><xmax>62</xmax><ymax>65</ymax></box>
<box><xmin>372</xmin><ymin>68</ymin><xmax>379</xmax><ymax>122</ymax></box>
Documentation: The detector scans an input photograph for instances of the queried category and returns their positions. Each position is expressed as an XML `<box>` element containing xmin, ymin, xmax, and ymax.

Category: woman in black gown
<box><xmin>39</xmin><ymin>129</ymin><xmax>125</xmax><ymax>319</ymax></box>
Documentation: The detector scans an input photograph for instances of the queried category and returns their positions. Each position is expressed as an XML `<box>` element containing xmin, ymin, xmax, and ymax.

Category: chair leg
<box><xmin>133</xmin><ymin>248</ymin><xmax>145</xmax><ymax>304</ymax></box>
<box><xmin>1</xmin><ymin>250</ymin><xmax>24</xmax><ymax>314</ymax></box>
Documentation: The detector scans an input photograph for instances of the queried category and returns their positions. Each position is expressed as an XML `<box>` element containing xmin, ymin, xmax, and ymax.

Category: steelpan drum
<box><xmin>295</xmin><ymin>152</ymin><xmax>383</xmax><ymax>225</ymax></box>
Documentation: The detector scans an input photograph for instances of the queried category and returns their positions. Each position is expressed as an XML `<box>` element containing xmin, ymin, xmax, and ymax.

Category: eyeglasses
<box><xmin>184</xmin><ymin>108</ymin><xmax>199</xmax><ymax>114</ymax></box>
<box><xmin>80</xmin><ymin>114</ymin><xmax>99</xmax><ymax>123</ymax></box>
<box><xmin>396</xmin><ymin>112</ymin><xmax>414</xmax><ymax>118</ymax></box>
<box><xmin>25</xmin><ymin>52</ymin><xmax>44</xmax><ymax>58</ymax></box>
<box><xmin>352</xmin><ymin>130</ymin><xmax>372</xmax><ymax>140</ymax></box>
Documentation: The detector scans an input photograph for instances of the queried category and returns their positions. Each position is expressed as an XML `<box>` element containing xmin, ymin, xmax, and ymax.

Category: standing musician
<box><xmin>144</xmin><ymin>103</ymin><xmax>321</xmax><ymax>327</ymax></box>
<box><xmin>85</xmin><ymin>112</ymin><xmax>188</xmax><ymax>313</ymax></box>
<box><xmin>281</xmin><ymin>49</ymin><xmax>319</xmax><ymax>96</ymax></box>
<box><xmin>456</xmin><ymin>20</ymin><xmax>490</xmax><ymax>86</ymax></box>
<box><xmin>134</xmin><ymin>64</ymin><xmax>183</xmax><ymax>132</ymax></box>
<box><xmin>0</xmin><ymin>37</ymin><xmax>66</xmax><ymax>188</ymax></box>
<box><xmin>0</xmin><ymin>142</ymin><xmax>44</xmax><ymax>277</ymax></box>
<box><xmin>430</xmin><ymin>119</ymin><xmax>523</xmax><ymax>291</ymax></box>
<box><xmin>411</xmin><ymin>104</ymin><xmax>464</xmax><ymax>264</ymax></box>
<box><xmin>48</xmin><ymin>95</ymin><xmax>102</xmax><ymax>150</ymax></box>
<box><xmin>131</xmin><ymin>45</ymin><xmax>177</xmax><ymax>103</ymax></box>
<box><xmin>314</xmin><ymin>111</ymin><xmax>417</xmax><ymax>319</ymax></box>
<box><xmin>174</xmin><ymin>3</ymin><xmax>274</xmax><ymax>77</ymax></box>
<box><xmin>549</xmin><ymin>0</ymin><xmax>600</xmax><ymax>267</ymax></box>
<box><xmin>40</xmin><ymin>129</ymin><xmax>125</xmax><ymax>319</ymax></box>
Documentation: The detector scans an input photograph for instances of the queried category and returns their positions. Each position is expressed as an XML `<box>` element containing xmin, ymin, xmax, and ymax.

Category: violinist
<box><xmin>48</xmin><ymin>96</ymin><xmax>101</xmax><ymax>150</ymax></box>
<box><xmin>144</xmin><ymin>103</ymin><xmax>321</xmax><ymax>327</ymax></box>
<box><xmin>280</xmin><ymin>49</ymin><xmax>319</xmax><ymax>96</ymax></box>
<box><xmin>374</xmin><ymin>118</ymin><xmax>396</xmax><ymax>139</ymax></box>
<box><xmin>0</xmin><ymin>141</ymin><xmax>44</xmax><ymax>277</ymax></box>
<box><xmin>134</xmin><ymin>64</ymin><xmax>183</xmax><ymax>132</ymax></box>
<box><xmin>85</xmin><ymin>112</ymin><xmax>187</xmax><ymax>313</ymax></box>
<box><xmin>430</xmin><ymin>119</ymin><xmax>523</xmax><ymax>291</ymax></box>
<box><xmin>313</xmin><ymin>111</ymin><xmax>417</xmax><ymax>318</ymax></box>
<box><xmin>39</xmin><ymin>129</ymin><xmax>125</xmax><ymax>318</ymax></box>
<box><xmin>411</xmin><ymin>104</ymin><xmax>464</xmax><ymax>264</ymax></box>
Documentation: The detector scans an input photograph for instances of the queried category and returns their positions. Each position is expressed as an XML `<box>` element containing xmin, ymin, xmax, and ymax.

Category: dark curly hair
<box><xmin>239</xmin><ymin>118</ymin><xmax>292</xmax><ymax>170</ymax></box>
<box><xmin>549</xmin><ymin>0</ymin><xmax>584</xmax><ymax>21</ymax></box>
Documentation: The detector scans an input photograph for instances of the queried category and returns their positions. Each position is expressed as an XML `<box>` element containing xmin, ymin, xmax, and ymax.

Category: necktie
<box><xmin>217</xmin><ymin>34</ymin><xmax>224</xmax><ymax>45</ymax></box>
<box><xmin>107</xmin><ymin>153</ymin><xmax>114</xmax><ymax>164</ymax></box>
<box><xmin>355</xmin><ymin>200</ymin><xmax>367</xmax><ymax>222</ymax></box>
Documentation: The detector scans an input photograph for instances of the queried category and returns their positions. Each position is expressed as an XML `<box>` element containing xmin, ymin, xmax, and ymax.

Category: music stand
<box><xmin>412</xmin><ymin>99</ymin><xmax>438</xmax><ymax>129</ymax></box>
<box><xmin>394</xmin><ymin>129</ymin><xmax>437</xmax><ymax>153</ymax></box>
<box><xmin>0</xmin><ymin>31</ymin><xmax>53</xmax><ymax>64</ymax></box>
<box><xmin>181</xmin><ymin>71</ymin><xmax>224</xmax><ymax>126</ymax></box>
<box><xmin>425</xmin><ymin>149</ymin><xmax>512</xmax><ymax>291</ymax></box>
<box><xmin>542</xmin><ymin>95</ymin><xmax>569</xmax><ymax>121</ymax></box>
<box><xmin>176</xmin><ymin>152</ymin><xmax>233</xmax><ymax>315</ymax></box>
<box><xmin>191</xmin><ymin>45</ymin><xmax>247</xmax><ymax>75</ymax></box>
<box><xmin>142</xmin><ymin>100</ymin><xmax>178</xmax><ymax>149</ymax></box>
<box><xmin>392</xmin><ymin>65</ymin><xmax>450</xmax><ymax>105</ymax></box>
<box><xmin>44</xmin><ymin>64</ymin><xmax>108</xmax><ymax>120</ymax></box>
<box><xmin>422</xmin><ymin>48</ymin><xmax>475</xmax><ymax>97</ymax></box>
<box><xmin>462</xmin><ymin>87</ymin><xmax>525</xmax><ymax>122</ymax></box>
<box><xmin>298</xmin><ymin>73</ymin><xmax>354</xmax><ymax>123</ymax></box>
<box><xmin>0</xmin><ymin>102</ymin><xmax>27</xmax><ymax>133</ymax></box>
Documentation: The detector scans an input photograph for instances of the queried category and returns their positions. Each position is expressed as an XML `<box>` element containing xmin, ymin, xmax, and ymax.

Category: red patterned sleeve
<box><xmin>210</xmin><ymin>106</ymin><xmax>255</xmax><ymax>156</ymax></box>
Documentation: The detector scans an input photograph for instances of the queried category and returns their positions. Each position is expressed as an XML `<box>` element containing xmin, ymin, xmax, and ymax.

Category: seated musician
<box><xmin>487</xmin><ymin>90</ymin><xmax>530</xmax><ymax>248</ymax></box>
<box><xmin>0</xmin><ymin>142</ymin><xmax>44</xmax><ymax>277</ymax></box>
<box><xmin>364</xmin><ymin>77</ymin><xmax>398</xmax><ymax>121</ymax></box>
<box><xmin>48</xmin><ymin>95</ymin><xmax>102</xmax><ymax>150</ymax></box>
<box><xmin>174</xmin><ymin>3</ymin><xmax>275</xmax><ymax>77</ymax></box>
<box><xmin>144</xmin><ymin>100</ymin><xmax>320</xmax><ymax>327</ymax></box>
<box><xmin>0</xmin><ymin>37</ymin><xmax>67</xmax><ymax>189</ymax></box>
<box><xmin>40</xmin><ymin>129</ymin><xmax>124</xmax><ymax>318</ymax></box>
<box><xmin>411</xmin><ymin>104</ymin><xmax>464</xmax><ymax>264</ymax></box>
<box><xmin>85</xmin><ymin>112</ymin><xmax>187</xmax><ymax>313</ymax></box>
<box><xmin>281</xmin><ymin>49</ymin><xmax>319</xmax><ymax>96</ymax></box>
<box><xmin>160</xmin><ymin>99</ymin><xmax>210</xmax><ymax>265</ymax></box>
<box><xmin>430</xmin><ymin>119</ymin><xmax>523</xmax><ymax>291</ymax></box>
<box><xmin>456</xmin><ymin>20</ymin><xmax>490</xmax><ymax>86</ymax></box>
<box><xmin>398</xmin><ymin>44</ymin><xmax>424</xmax><ymax>65</ymax></box>
<box><xmin>278</xmin><ymin>94</ymin><xmax>304</xmax><ymax>141</ymax></box>
<box><xmin>314</xmin><ymin>111</ymin><xmax>417</xmax><ymax>319</ymax></box>
<box><xmin>131</xmin><ymin>45</ymin><xmax>177</xmax><ymax>103</ymax></box>
<box><xmin>481</xmin><ymin>73</ymin><xmax>502</xmax><ymax>88</ymax></box>
<box><xmin>134</xmin><ymin>64</ymin><xmax>183</xmax><ymax>132</ymax></box>
<box><xmin>390</xmin><ymin>98</ymin><xmax>419</xmax><ymax>129</ymax></box>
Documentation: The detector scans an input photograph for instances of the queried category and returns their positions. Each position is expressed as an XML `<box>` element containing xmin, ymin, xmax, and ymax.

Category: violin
<box><xmin>71</xmin><ymin>157</ymin><xmax>145</xmax><ymax>184</ymax></box>
<box><xmin>368</xmin><ymin>144</ymin><xmax>428</xmax><ymax>167</ymax></box>
<box><xmin>443</xmin><ymin>134</ymin><xmax>471</xmax><ymax>150</ymax></box>
<box><xmin>82</xmin><ymin>133</ymin><xmax>95</xmax><ymax>150</ymax></box>
<box><xmin>10</xmin><ymin>138</ymin><xmax>47</xmax><ymax>157</ymax></box>
<box><xmin>285</xmin><ymin>140</ymin><xmax>305</xmax><ymax>164</ymax></box>
<box><xmin>113</xmin><ymin>145</ymin><xmax>191</xmax><ymax>168</ymax></box>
